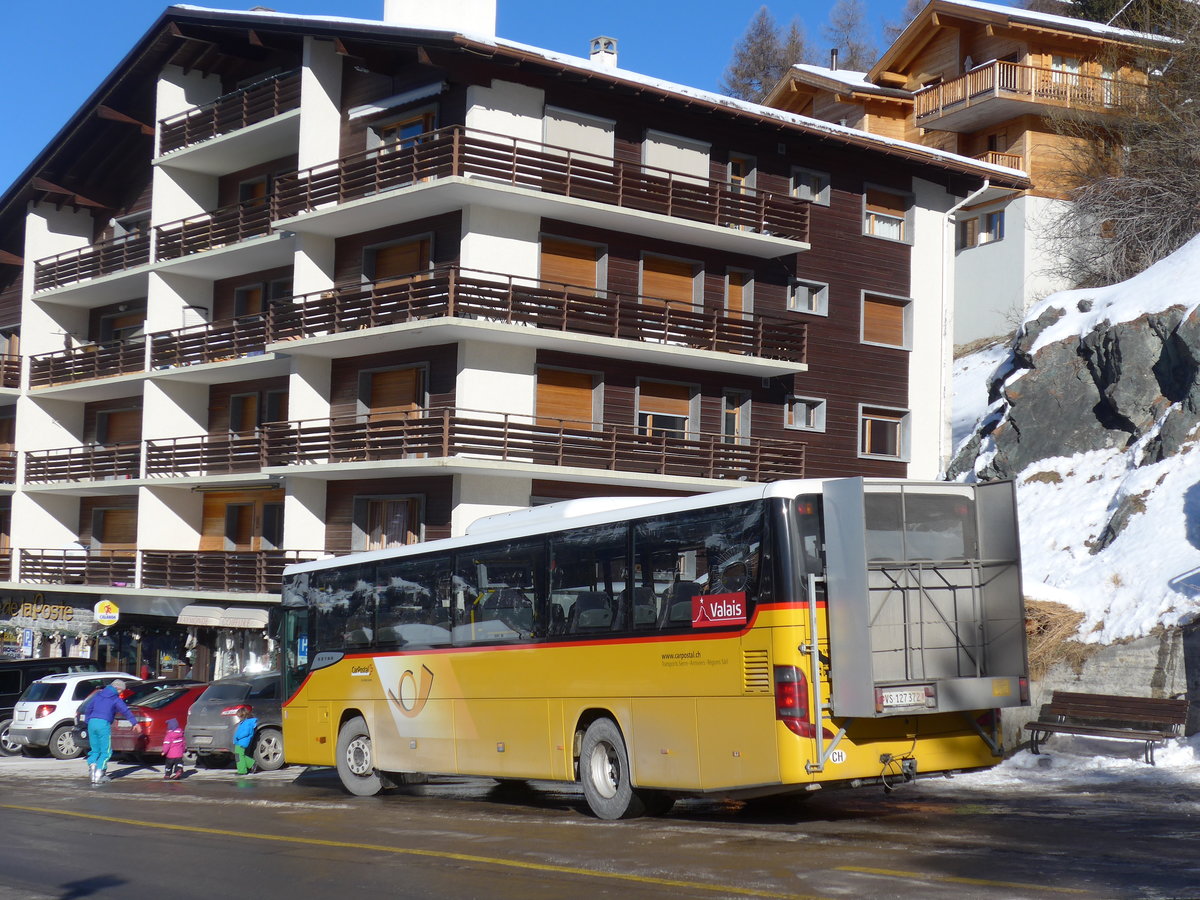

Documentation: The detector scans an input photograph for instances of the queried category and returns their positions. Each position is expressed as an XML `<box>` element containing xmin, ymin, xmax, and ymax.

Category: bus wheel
<box><xmin>579</xmin><ymin>718</ymin><xmax>643</xmax><ymax>820</ymax></box>
<box><xmin>336</xmin><ymin>716</ymin><xmax>385</xmax><ymax>797</ymax></box>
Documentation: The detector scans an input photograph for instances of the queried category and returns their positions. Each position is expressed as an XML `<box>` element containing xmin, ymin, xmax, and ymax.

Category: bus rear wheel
<box><xmin>579</xmin><ymin>718</ymin><xmax>646</xmax><ymax>820</ymax></box>
<box><xmin>336</xmin><ymin>716</ymin><xmax>385</xmax><ymax>797</ymax></box>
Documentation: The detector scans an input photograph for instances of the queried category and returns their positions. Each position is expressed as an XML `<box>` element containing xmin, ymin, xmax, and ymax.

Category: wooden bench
<box><xmin>1024</xmin><ymin>691</ymin><xmax>1189</xmax><ymax>765</ymax></box>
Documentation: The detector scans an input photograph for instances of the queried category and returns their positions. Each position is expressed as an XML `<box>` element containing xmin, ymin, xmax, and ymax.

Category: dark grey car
<box><xmin>183</xmin><ymin>673</ymin><xmax>284</xmax><ymax>771</ymax></box>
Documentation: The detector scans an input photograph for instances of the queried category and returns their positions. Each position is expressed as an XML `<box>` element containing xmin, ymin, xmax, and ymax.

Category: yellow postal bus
<box><xmin>276</xmin><ymin>478</ymin><xmax>1028</xmax><ymax>818</ymax></box>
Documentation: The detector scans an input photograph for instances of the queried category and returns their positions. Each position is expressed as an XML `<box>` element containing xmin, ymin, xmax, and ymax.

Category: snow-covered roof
<box><xmin>945</xmin><ymin>0</ymin><xmax>1175</xmax><ymax>45</ymax></box>
<box><xmin>788</xmin><ymin>64</ymin><xmax>913</xmax><ymax>99</ymax></box>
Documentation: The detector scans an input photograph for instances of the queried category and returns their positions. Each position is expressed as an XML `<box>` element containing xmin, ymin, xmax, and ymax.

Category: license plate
<box><xmin>882</xmin><ymin>688</ymin><xmax>930</xmax><ymax>709</ymax></box>
<box><xmin>193</xmin><ymin>735</ymin><xmax>212</xmax><ymax>746</ymax></box>
<box><xmin>115</xmin><ymin>721</ymin><xmax>130</xmax><ymax>729</ymax></box>
<box><xmin>16</xmin><ymin>710</ymin><xmax>26</xmax><ymax>721</ymax></box>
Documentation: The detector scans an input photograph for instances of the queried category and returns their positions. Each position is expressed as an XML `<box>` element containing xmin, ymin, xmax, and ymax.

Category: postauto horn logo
<box><xmin>388</xmin><ymin>664</ymin><xmax>434</xmax><ymax>718</ymax></box>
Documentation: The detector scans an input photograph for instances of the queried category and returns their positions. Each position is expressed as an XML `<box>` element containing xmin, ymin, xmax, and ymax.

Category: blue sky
<box><xmin>0</xmin><ymin>0</ymin><xmax>944</xmax><ymax>190</ymax></box>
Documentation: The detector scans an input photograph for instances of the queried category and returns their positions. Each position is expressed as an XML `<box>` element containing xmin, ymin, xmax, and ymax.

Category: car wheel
<box><xmin>578</xmin><ymin>718</ymin><xmax>646</xmax><ymax>820</ymax></box>
<box><xmin>253</xmin><ymin>728</ymin><xmax>285</xmax><ymax>771</ymax></box>
<box><xmin>49</xmin><ymin>724</ymin><xmax>84</xmax><ymax>760</ymax></box>
<box><xmin>0</xmin><ymin>719</ymin><xmax>20</xmax><ymax>757</ymax></box>
<box><xmin>336</xmin><ymin>715</ymin><xmax>386</xmax><ymax>797</ymax></box>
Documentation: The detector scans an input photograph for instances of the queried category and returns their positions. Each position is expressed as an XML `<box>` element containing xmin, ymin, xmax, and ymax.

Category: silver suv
<box><xmin>10</xmin><ymin>672</ymin><xmax>138</xmax><ymax>759</ymax></box>
<box><xmin>184</xmin><ymin>673</ymin><xmax>284</xmax><ymax>771</ymax></box>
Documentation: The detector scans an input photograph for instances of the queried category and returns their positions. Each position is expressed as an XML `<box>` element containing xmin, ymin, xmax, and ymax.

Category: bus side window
<box><xmin>451</xmin><ymin>537</ymin><xmax>545</xmax><ymax>644</ymax></box>
<box><xmin>549</xmin><ymin>521</ymin><xmax>628</xmax><ymax>636</ymax></box>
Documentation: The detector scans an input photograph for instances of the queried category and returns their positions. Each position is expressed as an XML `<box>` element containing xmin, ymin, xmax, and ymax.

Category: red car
<box><xmin>111</xmin><ymin>684</ymin><xmax>207</xmax><ymax>760</ymax></box>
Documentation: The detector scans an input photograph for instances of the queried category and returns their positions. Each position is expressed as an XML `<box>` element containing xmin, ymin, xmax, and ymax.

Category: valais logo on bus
<box><xmin>691</xmin><ymin>592</ymin><xmax>747</xmax><ymax>628</ymax></box>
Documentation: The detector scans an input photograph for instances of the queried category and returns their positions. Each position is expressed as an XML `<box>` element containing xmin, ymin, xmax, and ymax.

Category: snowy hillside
<box><xmin>952</xmin><ymin>236</ymin><xmax>1200</xmax><ymax>643</ymax></box>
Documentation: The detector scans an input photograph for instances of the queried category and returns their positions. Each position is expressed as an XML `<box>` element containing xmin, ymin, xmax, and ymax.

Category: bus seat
<box><xmin>659</xmin><ymin>582</ymin><xmax>701</xmax><ymax>627</ymax></box>
<box><xmin>483</xmin><ymin>588</ymin><xmax>533</xmax><ymax>633</ymax></box>
<box><xmin>568</xmin><ymin>591</ymin><xmax>612</xmax><ymax>632</ymax></box>
<box><xmin>626</xmin><ymin>587</ymin><xmax>658</xmax><ymax>627</ymax></box>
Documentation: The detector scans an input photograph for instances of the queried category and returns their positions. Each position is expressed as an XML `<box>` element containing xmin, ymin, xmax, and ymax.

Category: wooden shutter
<box><xmin>727</xmin><ymin>270</ymin><xmax>748</xmax><ymax>318</ymax></box>
<box><xmin>235</xmin><ymin>285</ymin><xmax>265</xmax><ymax>316</ymax></box>
<box><xmin>369</xmin><ymin>368</ymin><xmax>423</xmax><ymax>420</ymax></box>
<box><xmin>230</xmin><ymin>394</ymin><xmax>259</xmax><ymax>434</ymax></box>
<box><xmin>863</xmin><ymin>295</ymin><xmax>907</xmax><ymax>347</ymax></box>
<box><xmin>537</xmin><ymin>369</ymin><xmax>594</xmax><ymax>426</ymax></box>
<box><xmin>100</xmin><ymin>409</ymin><xmax>141</xmax><ymax>445</ymax></box>
<box><xmin>540</xmin><ymin>238</ymin><xmax>599</xmax><ymax>292</ymax></box>
<box><xmin>97</xmin><ymin>508</ymin><xmax>137</xmax><ymax>549</ymax></box>
<box><xmin>639</xmin><ymin>381</ymin><xmax>691</xmax><ymax>415</ymax></box>
<box><xmin>642</xmin><ymin>256</ymin><xmax>697</xmax><ymax>310</ymax></box>
<box><xmin>866</xmin><ymin>189</ymin><xmax>906</xmax><ymax>217</ymax></box>
<box><xmin>371</xmin><ymin>239</ymin><xmax>430</xmax><ymax>285</ymax></box>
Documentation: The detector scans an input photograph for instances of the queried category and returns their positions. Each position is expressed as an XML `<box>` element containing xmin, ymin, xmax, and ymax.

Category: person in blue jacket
<box><xmin>79</xmin><ymin>679</ymin><xmax>138</xmax><ymax>785</ymax></box>
<box><xmin>232</xmin><ymin>706</ymin><xmax>258</xmax><ymax>775</ymax></box>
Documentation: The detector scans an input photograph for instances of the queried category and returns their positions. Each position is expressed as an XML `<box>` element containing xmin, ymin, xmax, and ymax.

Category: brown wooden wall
<box><xmin>333</xmin><ymin>213</ymin><xmax>461</xmax><ymax>285</ymax></box>
<box><xmin>207</xmin><ymin>376</ymin><xmax>290</xmax><ymax>434</ymax></box>
<box><xmin>324</xmin><ymin>475</ymin><xmax>454</xmax><ymax>552</ymax></box>
<box><xmin>82</xmin><ymin>396</ymin><xmax>143</xmax><ymax>444</ymax></box>
<box><xmin>199</xmin><ymin>488</ymin><xmax>285</xmax><ymax>551</ymax></box>
<box><xmin>329</xmin><ymin>344</ymin><xmax>457</xmax><ymax>417</ymax></box>
<box><xmin>213</xmin><ymin>265</ymin><xmax>293</xmax><ymax>319</ymax></box>
<box><xmin>78</xmin><ymin>495</ymin><xmax>138</xmax><ymax>545</ymax></box>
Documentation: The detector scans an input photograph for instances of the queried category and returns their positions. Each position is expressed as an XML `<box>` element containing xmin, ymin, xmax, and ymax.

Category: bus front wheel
<box><xmin>579</xmin><ymin>718</ymin><xmax>644</xmax><ymax>820</ymax></box>
<box><xmin>336</xmin><ymin>716</ymin><xmax>385</xmax><ymax>797</ymax></box>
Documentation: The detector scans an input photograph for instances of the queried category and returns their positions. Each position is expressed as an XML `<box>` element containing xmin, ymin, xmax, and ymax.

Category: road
<box><xmin>0</xmin><ymin>753</ymin><xmax>1196</xmax><ymax>899</ymax></box>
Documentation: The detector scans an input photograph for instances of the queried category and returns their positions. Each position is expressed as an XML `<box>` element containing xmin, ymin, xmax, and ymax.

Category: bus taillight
<box><xmin>774</xmin><ymin>666</ymin><xmax>816</xmax><ymax>738</ymax></box>
<box><xmin>1019</xmin><ymin>677</ymin><xmax>1030</xmax><ymax>704</ymax></box>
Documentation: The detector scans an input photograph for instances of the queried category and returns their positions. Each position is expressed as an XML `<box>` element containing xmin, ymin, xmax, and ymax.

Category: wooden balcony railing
<box><xmin>0</xmin><ymin>354</ymin><xmax>19</xmax><ymax>389</ymax></box>
<box><xmin>155</xmin><ymin>198</ymin><xmax>274</xmax><ymax>261</ymax></box>
<box><xmin>972</xmin><ymin>150</ymin><xmax>1024</xmax><ymax>170</ymax></box>
<box><xmin>159</xmin><ymin>70</ymin><xmax>302</xmax><ymax>155</ymax></box>
<box><xmin>268</xmin><ymin>266</ymin><xmax>808</xmax><ymax>364</ymax></box>
<box><xmin>150</xmin><ymin>314</ymin><xmax>268</xmax><ymax>369</ymax></box>
<box><xmin>0</xmin><ymin>549</ymin><xmax>11</xmax><ymax>582</ymax></box>
<box><xmin>29</xmin><ymin>340</ymin><xmax>145</xmax><ymax>387</ymax></box>
<box><xmin>145</xmin><ymin>432</ymin><xmax>268</xmax><ymax>477</ymax></box>
<box><xmin>24</xmin><ymin>443</ymin><xmax>141</xmax><ymax>483</ymax></box>
<box><xmin>915</xmin><ymin>60</ymin><xmax>1150</xmax><ymax>121</ymax></box>
<box><xmin>274</xmin><ymin>126</ymin><xmax>810</xmax><ymax>242</ymax></box>
<box><xmin>263</xmin><ymin>407</ymin><xmax>806</xmax><ymax>482</ymax></box>
<box><xmin>19</xmin><ymin>549</ymin><xmax>137</xmax><ymax>586</ymax></box>
<box><xmin>33</xmin><ymin>231</ymin><xmax>150</xmax><ymax>292</ymax></box>
<box><xmin>141</xmin><ymin>549</ymin><xmax>323</xmax><ymax>593</ymax></box>
<box><xmin>0</xmin><ymin>450</ymin><xmax>15</xmax><ymax>484</ymax></box>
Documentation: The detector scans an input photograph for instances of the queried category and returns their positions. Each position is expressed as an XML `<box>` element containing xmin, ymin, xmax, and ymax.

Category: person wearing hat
<box><xmin>78</xmin><ymin>679</ymin><xmax>138</xmax><ymax>785</ymax></box>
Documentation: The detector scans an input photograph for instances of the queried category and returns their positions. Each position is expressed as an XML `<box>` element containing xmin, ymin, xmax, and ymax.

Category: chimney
<box><xmin>830</xmin><ymin>48</ymin><xmax>839</xmax><ymax>71</ymax></box>
<box><xmin>589</xmin><ymin>36</ymin><xmax>618</xmax><ymax>69</ymax></box>
<box><xmin>383</xmin><ymin>0</ymin><xmax>496</xmax><ymax>38</ymax></box>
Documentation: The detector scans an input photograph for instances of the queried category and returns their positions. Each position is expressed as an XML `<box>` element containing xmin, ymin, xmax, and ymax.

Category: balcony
<box><xmin>268</xmin><ymin>266</ymin><xmax>808</xmax><ymax>375</ymax></box>
<box><xmin>0</xmin><ymin>354</ymin><xmax>19</xmax><ymax>389</ymax></box>
<box><xmin>19</xmin><ymin>549</ymin><xmax>136</xmax><ymax>587</ymax></box>
<box><xmin>274</xmin><ymin>127</ymin><xmax>809</xmax><ymax>256</ymax></box>
<box><xmin>0</xmin><ymin>450</ymin><xmax>15</xmax><ymax>484</ymax></box>
<box><xmin>156</xmin><ymin>198</ymin><xmax>275</xmax><ymax>262</ymax></box>
<box><xmin>262</xmin><ymin>407</ymin><xmax>806</xmax><ymax>483</ymax></box>
<box><xmin>29</xmin><ymin>340</ymin><xmax>145</xmax><ymax>388</ymax></box>
<box><xmin>145</xmin><ymin>432</ymin><xmax>267</xmax><ymax>478</ymax></box>
<box><xmin>915</xmin><ymin>61</ymin><xmax>1150</xmax><ymax>132</ymax></box>
<box><xmin>159</xmin><ymin>70</ymin><xmax>302</xmax><ymax>156</ymax></box>
<box><xmin>150</xmin><ymin>314</ymin><xmax>269</xmax><ymax>370</ymax></box>
<box><xmin>972</xmin><ymin>150</ymin><xmax>1024</xmax><ymax>170</ymax></box>
<box><xmin>33</xmin><ymin>231</ymin><xmax>151</xmax><ymax>293</ymax></box>
<box><xmin>24</xmin><ymin>443</ymin><xmax>141</xmax><ymax>484</ymax></box>
<box><xmin>141</xmin><ymin>549</ymin><xmax>322</xmax><ymax>594</ymax></box>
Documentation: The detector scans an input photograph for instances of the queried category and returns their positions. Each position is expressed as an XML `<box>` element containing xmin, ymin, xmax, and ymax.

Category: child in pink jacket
<box><xmin>162</xmin><ymin>718</ymin><xmax>186</xmax><ymax>780</ymax></box>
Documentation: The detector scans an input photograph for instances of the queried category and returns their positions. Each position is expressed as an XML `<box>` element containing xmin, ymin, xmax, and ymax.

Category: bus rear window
<box><xmin>864</xmin><ymin>490</ymin><xmax>978</xmax><ymax>561</ymax></box>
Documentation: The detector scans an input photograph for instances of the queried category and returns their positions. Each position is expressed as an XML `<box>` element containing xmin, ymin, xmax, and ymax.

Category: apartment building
<box><xmin>765</xmin><ymin>0</ymin><xmax>1171</xmax><ymax>346</ymax></box>
<box><xmin>0</xmin><ymin>1</ymin><xmax>1024</xmax><ymax>678</ymax></box>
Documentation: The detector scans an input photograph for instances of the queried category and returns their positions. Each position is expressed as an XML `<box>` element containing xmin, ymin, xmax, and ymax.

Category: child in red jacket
<box><xmin>162</xmin><ymin>718</ymin><xmax>185</xmax><ymax>780</ymax></box>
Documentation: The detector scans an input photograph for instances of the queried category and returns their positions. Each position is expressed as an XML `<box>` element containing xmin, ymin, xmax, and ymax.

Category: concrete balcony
<box><xmin>914</xmin><ymin>60</ymin><xmax>1149</xmax><ymax>132</ymax></box>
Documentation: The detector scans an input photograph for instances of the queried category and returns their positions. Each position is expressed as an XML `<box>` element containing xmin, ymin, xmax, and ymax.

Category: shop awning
<box><xmin>176</xmin><ymin>604</ymin><xmax>224</xmax><ymax>627</ymax></box>
<box><xmin>220</xmin><ymin>608</ymin><xmax>269</xmax><ymax>630</ymax></box>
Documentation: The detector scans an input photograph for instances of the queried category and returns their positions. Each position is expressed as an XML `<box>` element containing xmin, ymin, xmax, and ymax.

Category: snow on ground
<box><xmin>952</xmin><ymin>237</ymin><xmax>1200</xmax><ymax>643</ymax></box>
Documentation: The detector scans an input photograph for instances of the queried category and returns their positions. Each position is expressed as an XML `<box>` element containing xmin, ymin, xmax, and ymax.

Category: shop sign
<box><xmin>0</xmin><ymin>595</ymin><xmax>94</xmax><ymax>636</ymax></box>
<box><xmin>20</xmin><ymin>629</ymin><xmax>33</xmax><ymax>659</ymax></box>
<box><xmin>94</xmin><ymin>600</ymin><xmax>120</xmax><ymax>627</ymax></box>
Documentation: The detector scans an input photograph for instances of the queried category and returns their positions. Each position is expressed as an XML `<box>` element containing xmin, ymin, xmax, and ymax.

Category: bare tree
<box><xmin>1044</xmin><ymin>5</ymin><xmax>1200</xmax><ymax>287</ymax></box>
<box><xmin>883</xmin><ymin>0</ymin><xmax>925</xmax><ymax>44</ymax></box>
<box><xmin>720</xmin><ymin>7</ymin><xmax>810</xmax><ymax>101</ymax></box>
<box><xmin>823</xmin><ymin>0</ymin><xmax>878</xmax><ymax>71</ymax></box>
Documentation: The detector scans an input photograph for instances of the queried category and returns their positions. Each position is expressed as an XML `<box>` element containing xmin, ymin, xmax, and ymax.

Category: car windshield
<box><xmin>21</xmin><ymin>682</ymin><xmax>65</xmax><ymax>702</ymax></box>
<box><xmin>134</xmin><ymin>688</ymin><xmax>191</xmax><ymax>710</ymax></box>
<box><xmin>198</xmin><ymin>684</ymin><xmax>248</xmax><ymax>703</ymax></box>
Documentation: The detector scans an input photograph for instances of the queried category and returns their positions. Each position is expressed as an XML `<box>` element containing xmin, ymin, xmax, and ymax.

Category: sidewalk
<box><xmin>0</xmin><ymin>753</ymin><xmax>300</xmax><ymax>782</ymax></box>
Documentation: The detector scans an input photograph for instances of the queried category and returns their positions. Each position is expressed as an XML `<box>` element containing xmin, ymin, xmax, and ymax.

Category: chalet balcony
<box><xmin>29</xmin><ymin>340</ymin><xmax>145</xmax><ymax>388</ymax></box>
<box><xmin>262</xmin><ymin>407</ymin><xmax>806</xmax><ymax>483</ymax></box>
<box><xmin>155</xmin><ymin>198</ymin><xmax>274</xmax><ymax>262</ymax></box>
<box><xmin>273</xmin><ymin>126</ymin><xmax>809</xmax><ymax>253</ymax></box>
<box><xmin>19</xmin><ymin>549</ymin><xmax>136</xmax><ymax>587</ymax></box>
<box><xmin>159</xmin><ymin>70</ymin><xmax>302</xmax><ymax>155</ymax></box>
<box><xmin>145</xmin><ymin>432</ymin><xmax>267</xmax><ymax>477</ymax></box>
<box><xmin>141</xmin><ymin>549</ymin><xmax>323</xmax><ymax>594</ymax></box>
<box><xmin>972</xmin><ymin>150</ymin><xmax>1024</xmax><ymax>170</ymax></box>
<box><xmin>33</xmin><ymin>231</ymin><xmax>150</xmax><ymax>293</ymax></box>
<box><xmin>0</xmin><ymin>450</ymin><xmax>15</xmax><ymax>484</ymax></box>
<box><xmin>0</xmin><ymin>354</ymin><xmax>19</xmax><ymax>389</ymax></box>
<box><xmin>150</xmin><ymin>313</ymin><xmax>268</xmax><ymax>369</ymax></box>
<box><xmin>914</xmin><ymin>60</ymin><xmax>1150</xmax><ymax>132</ymax></box>
<box><xmin>24</xmin><ymin>443</ymin><xmax>141</xmax><ymax>484</ymax></box>
<box><xmin>268</xmin><ymin>266</ymin><xmax>808</xmax><ymax>371</ymax></box>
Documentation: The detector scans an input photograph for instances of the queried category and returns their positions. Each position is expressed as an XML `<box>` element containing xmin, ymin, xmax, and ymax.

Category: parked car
<box><xmin>122</xmin><ymin>678</ymin><xmax>204</xmax><ymax>706</ymax></box>
<box><xmin>184</xmin><ymin>673</ymin><xmax>284</xmax><ymax>771</ymax></box>
<box><xmin>9</xmin><ymin>672</ymin><xmax>139</xmax><ymax>759</ymax></box>
<box><xmin>111</xmin><ymin>684</ymin><xmax>207</xmax><ymax>760</ymax></box>
<box><xmin>0</xmin><ymin>658</ymin><xmax>98</xmax><ymax>757</ymax></box>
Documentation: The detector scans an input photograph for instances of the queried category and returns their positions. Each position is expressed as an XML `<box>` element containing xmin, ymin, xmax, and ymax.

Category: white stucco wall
<box><xmin>298</xmin><ymin>37</ymin><xmax>343</xmax><ymax>170</ymax></box>
<box><xmin>459</xmin><ymin>205</ymin><xmax>539</xmax><ymax>277</ymax></box>
<box><xmin>465</xmin><ymin>80</ymin><xmax>544</xmax><ymax>142</ymax></box>
<box><xmin>137</xmin><ymin>487</ymin><xmax>204</xmax><ymax>548</ymax></box>
<box><xmin>21</xmin><ymin>205</ymin><xmax>93</xmax><ymax>355</ymax></box>
<box><xmin>142</xmin><ymin>379</ymin><xmax>208</xmax><ymax>442</ymax></box>
<box><xmin>10</xmin><ymin>492</ymin><xmax>82</xmax><ymax>552</ymax></box>
<box><xmin>146</xmin><ymin>271</ymin><xmax>212</xmax><ymax>335</ymax></box>
<box><xmin>953</xmin><ymin>196</ymin><xmax>1026</xmax><ymax>347</ymax></box>
<box><xmin>1023</xmin><ymin>194</ymin><xmax>1075</xmax><ymax>307</ymax></box>
<box><xmin>283</xmin><ymin>476</ymin><xmax>328</xmax><ymax>551</ymax></box>
<box><xmin>450</xmin><ymin>472</ymin><xmax>532</xmax><ymax>536</ymax></box>
<box><xmin>456</xmin><ymin>340</ymin><xmax>536</xmax><ymax>418</ymax></box>
<box><xmin>288</xmin><ymin>355</ymin><xmax>332</xmax><ymax>421</ymax></box>
<box><xmin>155</xmin><ymin>66</ymin><xmax>220</xmax><ymax>156</ymax></box>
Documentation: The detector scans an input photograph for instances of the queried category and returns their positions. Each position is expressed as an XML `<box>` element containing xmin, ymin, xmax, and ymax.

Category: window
<box><xmin>230</xmin><ymin>394</ymin><xmax>259</xmax><ymax>435</ymax></box>
<box><xmin>536</xmin><ymin>368</ymin><xmax>597</xmax><ymax>427</ymax></box>
<box><xmin>957</xmin><ymin>211</ymin><xmax>1005</xmax><ymax>249</ymax></box>
<box><xmin>353</xmin><ymin>496</ymin><xmax>421</xmax><ymax>551</ymax></box>
<box><xmin>859</xmin><ymin>406</ymin><xmax>910</xmax><ymax>460</ymax></box>
<box><xmin>863</xmin><ymin>187</ymin><xmax>911</xmax><ymax>242</ymax></box>
<box><xmin>360</xmin><ymin>367</ymin><xmax>425</xmax><ymax>422</ymax></box>
<box><xmin>788</xmin><ymin>278</ymin><xmax>829</xmax><ymax>315</ymax></box>
<box><xmin>452</xmin><ymin>537</ymin><xmax>545</xmax><ymax>643</ymax></box>
<box><xmin>364</xmin><ymin>238</ymin><xmax>431</xmax><ymax>287</ymax></box>
<box><xmin>957</xmin><ymin>217</ymin><xmax>980</xmax><ymax>250</ymax></box>
<box><xmin>238</xmin><ymin>176</ymin><xmax>270</xmax><ymax>207</ymax></box>
<box><xmin>637</xmin><ymin>380</ymin><xmax>692</xmax><ymax>438</ymax></box>
<box><xmin>640</xmin><ymin>255</ymin><xmax>699</xmax><ymax>310</ymax></box>
<box><xmin>262</xmin><ymin>503</ymin><xmax>283</xmax><ymax>551</ymax></box>
<box><xmin>792</xmin><ymin>167</ymin><xmax>830</xmax><ymax>205</ymax></box>
<box><xmin>92</xmin><ymin>508</ymin><xmax>137</xmax><ymax>550</ymax></box>
<box><xmin>861</xmin><ymin>292</ymin><xmax>912</xmax><ymax>349</ymax></box>
<box><xmin>983</xmin><ymin>210</ymin><xmax>1005</xmax><ymax>243</ymax></box>
<box><xmin>372</xmin><ymin>108</ymin><xmax>436</xmax><ymax>153</ymax></box>
<box><xmin>224</xmin><ymin>504</ymin><xmax>254</xmax><ymax>551</ymax></box>
<box><xmin>722</xmin><ymin>390</ymin><xmax>751</xmax><ymax>443</ymax></box>
<box><xmin>99</xmin><ymin>308</ymin><xmax>146</xmax><ymax>344</ymax></box>
<box><xmin>549</xmin><ymin>522</ymin><xmax>627</xmax><ymax>634</ymax></box>
<box><xmin>786</xmin><ymin>396</ymin><xmax>827</xmax><ymax>432</ymax></box>
<box><xmin>96</xmin><ymin>409</ymin><xmax>141</xmax><ymax>446</ymax></box>
<box><xmin>642</xmin><ymin>130</ymin><xmax>711</xmax><ymax>185</ymax></box>
<box><xmin>540</xmin><ymin>236</ymin><xmax>602</xmax><ymax>294</ymax></box>
<box><xmin>728</xmin><ymin>154</ymin><xmax>755</xmax><ymax>193</ymax></box>
<box><xmin>726</xmin><ymin>268</ymin><xmax>752</xmax><ymax>318</ymax></box>
<box><xmin>234</xmin><ymin>279</ymin><xmax>291</xmax><ymax>317</ymax></box>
